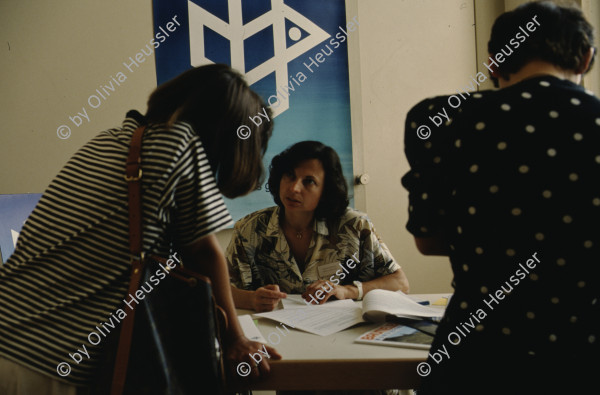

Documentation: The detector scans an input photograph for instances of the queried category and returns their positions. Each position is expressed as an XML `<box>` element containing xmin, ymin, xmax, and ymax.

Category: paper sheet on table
<box><xmin>238</xmin><ymin>314</ymin><xmax>267</xmax><ymax>343</ymax></box>
<box><xmin>281</xmin><ymin>294</ymin><xmax>356</xmax><ymax>310</ymax></box>
<box><xmin>255</xmin><ymin>302</ymin><xmax>364</xmax><ymax>336</ymax></box>
<box><xmin>362</xmin><ymin>290</ymin><xmax>444</xmax><ymax>322</ymax></box>
<box><xmin>281</xmin><ymin>294</ymin><xmax>307</xmax><ymax>309</ymax></box>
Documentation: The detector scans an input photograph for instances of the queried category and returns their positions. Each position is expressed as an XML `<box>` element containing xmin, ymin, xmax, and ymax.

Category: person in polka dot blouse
<box><xmin>402</xmin><ymin>2</ymin><xmax>598</xmax><ymax>393</ymax></box>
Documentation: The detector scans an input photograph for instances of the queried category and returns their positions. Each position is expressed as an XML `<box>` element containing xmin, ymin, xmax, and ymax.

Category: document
<box><xmin>281</xmin><ymin>294</ymin><xmax>354</xmax><ymax>310</ymax></box>
<box><xmin>361</xmin><ymin>289</ymin><xmax>444</xmax><ymax>322</ymax></box>
<box><xmin>256</xmin><ymin>290</ymin><xmax>445</xmax><ymax>337</ymax></box>
<box><xmin>255</xmin><ymin>300</ymin><xmax>364</xmax><ymax>336</ymax></box>
<box><xmin>238</xmin><ymin>314</ymin><xmax>267</xmax><ymax>343</ymax></box>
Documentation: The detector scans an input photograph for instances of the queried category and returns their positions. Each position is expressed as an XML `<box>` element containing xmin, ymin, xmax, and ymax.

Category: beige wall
<box><xmin>0</xmin><ymin>0</ymin><xmax>157</xmax><ymax>193</ymax></box>
<box><xmin>1</xmin><ymin>0</ymin><xmax>598</xmax><ymax>293</ymax></box>
<box><xmin>343</xmin><ymin>0</ymin><xmax>478</xmax><ymax>293</ymax></box>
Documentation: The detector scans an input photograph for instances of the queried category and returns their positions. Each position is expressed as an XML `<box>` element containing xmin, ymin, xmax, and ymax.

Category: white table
<box><xmin>232</xmin><ymin>293</ymin><xmax>449</xmax><ymax>391</ymax></box>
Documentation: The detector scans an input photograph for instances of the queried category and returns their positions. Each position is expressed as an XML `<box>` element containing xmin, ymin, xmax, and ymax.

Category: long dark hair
<box><xmin>268</xmin><ymin>141</ymin><xmax>349</xmax><ymax>221</ymax></box>
<box><xmin>145</xmin><ymin>64</ymin><xmax>273</xmax><ymax>198</ymax></box>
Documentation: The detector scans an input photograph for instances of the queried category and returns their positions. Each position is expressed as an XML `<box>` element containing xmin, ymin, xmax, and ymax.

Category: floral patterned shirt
<box><xmin>226</xmin><ymin>206</ymin><xmax>400</xmax><ymax>293</ymax></box>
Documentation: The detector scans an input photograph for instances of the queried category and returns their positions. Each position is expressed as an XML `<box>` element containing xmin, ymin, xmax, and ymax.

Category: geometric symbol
<box><xmin>11</xmin><ymin>229</ymin><xmax>19</xmax><ymax>248</ymax></box>
<box><xmin>288</xmin><ymin>27</ymin><xmax>302</xmax><ymax>41</ymax></box>
<box><xmin>188</xmin><ymin>0</ymin><xmax>330</xmax><ymax>117</ymax></box>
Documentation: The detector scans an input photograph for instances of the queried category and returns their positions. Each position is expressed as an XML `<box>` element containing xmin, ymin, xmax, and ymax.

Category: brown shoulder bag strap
<box><xmin>110</xmin><ymin>125</ymin><xmax>146</xmax><ymax>395</ymax></box>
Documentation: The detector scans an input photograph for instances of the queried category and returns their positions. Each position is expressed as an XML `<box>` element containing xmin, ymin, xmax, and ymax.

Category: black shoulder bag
<box><xmin>107</xmin><ymin>125</ymin><xmax>228</xmax><ymax>395</ymax></box>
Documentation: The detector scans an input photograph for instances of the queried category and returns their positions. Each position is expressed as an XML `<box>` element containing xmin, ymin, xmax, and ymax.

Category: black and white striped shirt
<box><xmin>0</xmin><ymin>110</ymin><xmax>233</xmax><ymax>385</ymax></box>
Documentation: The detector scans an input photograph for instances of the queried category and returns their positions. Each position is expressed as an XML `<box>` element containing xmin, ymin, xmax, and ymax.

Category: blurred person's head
<box><xmin>145</xmin><ymin>64</ymin><xmax>273</xmax><ymax>198</ymax></box>
<box><xmin>488</xmin><ymin>1</ymin><xmax>595</xmax><ymax>87</ymax></box>
<box><xmin>268</xmin><ymin>141</ymin><xmax>349</xmax><ymax>222</ymax></box>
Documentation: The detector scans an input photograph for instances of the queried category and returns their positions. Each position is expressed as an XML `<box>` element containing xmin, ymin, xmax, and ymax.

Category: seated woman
<box><xmin>227</xmin><ymin>140</ymin><xmax>409</xmax><ymax>312</ymax></box>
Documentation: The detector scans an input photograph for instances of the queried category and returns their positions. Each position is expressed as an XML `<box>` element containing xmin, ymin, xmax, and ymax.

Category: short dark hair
<box><xmin>268</xmin><ymin>141</ymin><xmax>349</xmax><ymax>221</ymax></box>
<box><xmin>145</xmin><ymin>64</ymin><xmax>273</xmax><ymax>198</ymax></box>
<box><xmin>488</xmin><ymin>1</ymin><xmax>596</xmax><ymax>84</ymax></box>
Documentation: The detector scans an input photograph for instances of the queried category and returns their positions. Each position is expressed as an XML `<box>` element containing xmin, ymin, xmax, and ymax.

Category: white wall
<box><xmin>0</xmin><ymin>0</ymin><xmax>157</xmax><ymax>193</ymax></box>
<box><xmin>344</xmin><ymin>0</ymin><xmax>479</xmax><ymax>293</ymax></box>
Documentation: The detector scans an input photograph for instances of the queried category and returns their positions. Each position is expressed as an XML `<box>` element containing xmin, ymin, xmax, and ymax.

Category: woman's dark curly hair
<box><xmin>268</xmin><ymin>141</ymin><xmax>349</xmax><ymax>221</ymax></box>
<box><xmin>488</xmin><ymin>1</ymin><xmax>595</xmax><ymax>86</ymax></box>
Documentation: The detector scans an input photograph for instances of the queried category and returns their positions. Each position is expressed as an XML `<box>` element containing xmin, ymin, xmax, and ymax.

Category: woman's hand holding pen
<box><xmin>252</xmin><ymin>284</ymin><xmax>287</xmax><ymax>312</ymax></box>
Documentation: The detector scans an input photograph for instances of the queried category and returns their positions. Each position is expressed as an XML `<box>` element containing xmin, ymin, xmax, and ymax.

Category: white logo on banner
<box><xmin>188</xmin><ymin>0</ymin><xmax>330</xmax><ymax>117</ymax></box>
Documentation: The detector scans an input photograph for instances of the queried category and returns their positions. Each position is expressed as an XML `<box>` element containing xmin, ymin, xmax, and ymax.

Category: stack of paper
<box><xmin>253</xmin><ymin>291</ymin><xmax>444</xmax><ymax>337</ymax></box>
<box><xmin>255</xmin><ymin>297</ymin><xmax>363</xmax><ymax>336</ymax></box>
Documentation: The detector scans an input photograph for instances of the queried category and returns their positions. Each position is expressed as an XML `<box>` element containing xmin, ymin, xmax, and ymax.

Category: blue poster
<box><xmin>0</xmin><ymin>194</ymin><xmax>42</xmax><ymax>263</ymax></box>
<box><xmin>152</xmin><ymin>0</ymin><xmax>354</xmax><ymax>221</ymax></box>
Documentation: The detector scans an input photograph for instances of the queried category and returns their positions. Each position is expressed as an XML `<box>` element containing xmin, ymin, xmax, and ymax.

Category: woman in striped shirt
<box><xmin>0</xmin><ymin>64</ymin><xmax>279</xmax><ymax>394</ymax></box>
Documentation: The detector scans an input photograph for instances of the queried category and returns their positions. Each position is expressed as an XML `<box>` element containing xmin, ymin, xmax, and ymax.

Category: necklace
<box><xmin>281</xmin><ymin>216</ymin><xmax>312</xmax><ymax>240</ymax></box>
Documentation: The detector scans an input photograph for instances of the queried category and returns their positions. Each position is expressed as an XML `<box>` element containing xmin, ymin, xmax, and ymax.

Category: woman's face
<box><xmin>279</xmin><ymin>159</ymin><xmax>325</xmax><ymax>216</ymax></box>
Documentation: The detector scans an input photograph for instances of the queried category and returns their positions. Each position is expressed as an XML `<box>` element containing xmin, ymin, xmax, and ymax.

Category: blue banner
<box><xmin>152</xmin><ymin>0</ymin><xmax>354</xmax><ymax>221</ymax></box>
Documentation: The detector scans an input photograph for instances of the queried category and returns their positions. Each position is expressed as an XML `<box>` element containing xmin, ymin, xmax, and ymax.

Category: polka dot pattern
<box><xmin>568</xmin><ymin>173</ymin><xmax>578</xmax><ymax>182</ymax></box>
<box><xmin>529</xmin><ymin>273</ymin><xmax>539</xmax><ymax>281</ymax></box>
<box><xmin>526</xmin><ymin>312</ymin><xmax>535</xmax><ymax>319</ymax></box>
<box><xmin>403</xmin><ymin>76</ymin><xmax>600</xmax><ymax>368</ymax></box>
